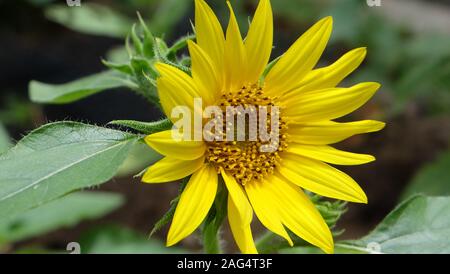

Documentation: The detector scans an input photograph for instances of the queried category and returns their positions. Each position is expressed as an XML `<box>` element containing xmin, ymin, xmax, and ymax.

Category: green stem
<box><xmin>202</xmin><ymin>222</ymin><xmax>222</xmax><ymax>254</ymax></box>
<box><xmin>202</xmin><ymin>182</ymin><xmax>227</xmax><ymax>254</ymax></box>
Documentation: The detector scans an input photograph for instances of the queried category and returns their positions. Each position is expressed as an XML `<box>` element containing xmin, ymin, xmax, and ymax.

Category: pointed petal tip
<box><xmin>322</xmin><ymin>16</ymin><xmax>333</xmax><ymax>25</ymax></box>
<box><xmin>353</xmin><ymin>47</ymin><xmax>368</xmax><ymax>57</ymax></box>
<box><xmin>286</xmin><ymin>236</ymin><xmax>294</xmax><ymax>247</ymax></box>
<box><xmin>323</xmin><ymin>230</ymin><xmax>335</xmax><ymax>254</ymax></box>
<box><xmin>368</xmin><ymin>82</ymin><xmax>382</xmax><ymax>91</ymax></box>
<box><xmin>364</xmin><ymin>120</ymin><xmax>386</xmax><ymax>133</ymax></box>
<box><xmin>316</xmin><ymin>16</ymin><xmax>333</xmax><ymax>33</ymax></box>
<box><xmin>323</xmin><ymin>244</ymin><xmax>335</xmax><ymax>254</ymax></box>
<box><xmin>354</xmin><ymin>82</ymin><xmax>381</xmax><ymax>95</ymax></box>
<box><xmin>167</xmin><ymin>222</ymin><xmax>185</xmax><ymax>246</ymax></box>
<box><xmin>362</xmin><ymin>195</ymin><xmax>369</xmax><ymax>204</ymax></box>
<box><xmin>141</xmin><ymin>169</ymin><xmax>157</xmax><ymax>183</ymax></box>
<box><xmin>362</xmin><ymin>155</ymin><xmax>377</xmax><ymax>164</ymax></box>
<box><xmin>376</xmin><ymin>121</ymin><xmax>387</xmax><ymax>131</ymax></box>
<box><xmin>153</xmin><ymin>62</ymin><xmax>171</xmax><ymax>75</ymax></box>
<box><xmin>166</xmin><ymin>235</ymin><xmax>178</xmax><ymax>247</ymax></box>
<box><xmin>226</xmin><ymin>0</ymin><xmax>232</xmax><ymax>10</ymax></box>
<box><xmin>316</xmin><ymin>227</ymin><xmax>334</xmax><ymax>254</ymax></box>
<box><xmin>141</xmin><ymin>172</ymin><xmax>164</xmax><ymax>184</ymax></box>
<box><xmin>354</xmin><ymin>192</ymin><xmax>368</xmax><ymax>204</ymax></box>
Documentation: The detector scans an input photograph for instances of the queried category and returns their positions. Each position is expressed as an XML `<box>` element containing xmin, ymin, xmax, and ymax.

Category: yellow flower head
<box><xmin>143</xmin><ymin>0</ymin><xmax>385</xmax><ymax>254</ymax></box>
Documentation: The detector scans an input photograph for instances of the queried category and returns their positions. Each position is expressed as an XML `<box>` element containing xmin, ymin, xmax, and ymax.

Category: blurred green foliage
<box><xmin>231</xmin><ymin>0</ymin><xmax>450</xmax><ymax>116</ymax></box>
<box><xmin>25</xmin><ymin>0</ymin><xmax>450</xmax><ymax>117</ymax></box>
<box><xmin>0</xmin><ymin>123</ymin><xmax>11</xmax><ymax>155</ymax></box>
<box><xmin>45</xmin><ymin>3</ymin><xmax>133</xmax><ymax>38</ymax></box>
<box><xmin>401</xmin><ymin>151</ymin><xmax>450</xmax><ymax>200</ymax></box>
<box><xmin>40</xmin><ymin>0</ymin><xmax>191</xmax><ymax>38</ymax></box>
<box><xmin>0</xmin><ymin>95</ymin><xmax>35</xmax><ymax>128</ymax></box>
<box><xmin>79</xmin><ymin>225</ymin><xmax>187</xmax><ymax>254</ymax></box>
<box><xmin>0</xmin><ymin>192</ymin><xmax>124</xmax><ymax>245</ymax></box>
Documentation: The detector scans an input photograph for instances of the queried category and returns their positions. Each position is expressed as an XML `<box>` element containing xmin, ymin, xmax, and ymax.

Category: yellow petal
<box><xmin>228</xmin><ymin>195</ymin><xmax>257</xmax><ymax>254</ymax></box>
<box><xmin>283</xmin><ymin>82</ymin><xmax>380</xmax><ymax>122</ymax></box>
<box><xmin>278</xmin><ymin>154</ymin><xmax>367</xmax><ymax>203</ymax></box>
<box><xmin>188</xmin><ymin>40</ymin><xmax>221</xmax><ymax>105</ymax></box>
<box><xmin>265</xmin><ymin>175</ymin><xmax>334</xmax><ymax>254</ymax></box>
<box><xmin>167</xmin><ymin>164</ymin><xmax>218</xmax><ymax>246</ymax></box>
<box><xmin>155</xmin><ymin>63</ymin><xmax>200</xmax><ymax>122</ymax></box>
<box><xmin>245</xmin><ymin>0</ymin><xmax>273</xmax><ymax>84</ymax></box>
<box><xmin>286</xmin><ymin>144</ymin><xmax>375</xmax><ymax>165</ymax></box>
<box><xmin>221</xmin><ymin>169</ymin><xmax>257</xmax><ymax>253</ymax></box>
<box><xmin>144</xmin><ymin>130</ymin><xmax>206</xmax><ymax>160</ymax></box>
<box><xmin>194</xmin><ymin>0</ymin><xmax>225</xmax><ymax>79</ymax></box>
<box><xmin>285</xmin><ymin>47</ymin><xmax>367</xmax><ymax>95</ymax></box>
<box><xmin>245</xmin><ymin>181</ymin><xmax>293</xmax><ymax>246</ymax></box>
<box><xmin>265</xmin><ymin>17</ymin><xmax>333</xmax><ymax>95</ymax></box>
<box><xmin>287</xmin><ymin>120</ymin><xmax>386</xmax><ymax>145</ymax></box>
<box><xmin>224</xmin><ymin>1</ymin><xmax>248</xmax><ymax>90</ymax></box>
<box><xmin>221</xmin><ymin>169</ymin><xmax>252</xmax><ymax>224</ymax></box>
<box><xmin>142</xmin><ymin>156</ymin><xmax>204</xmax><ymax>183</ymax></box>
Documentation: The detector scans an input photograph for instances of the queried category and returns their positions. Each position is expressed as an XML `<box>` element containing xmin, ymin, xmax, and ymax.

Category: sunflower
<box><xmin>142</xmin><ymin>0</ymin><xmax>384</xmax><ymax>254</ymax></box>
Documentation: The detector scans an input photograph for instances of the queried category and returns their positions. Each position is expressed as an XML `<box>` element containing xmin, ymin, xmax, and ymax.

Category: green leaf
<box><xmin>137</xmin><ymin>12</ymin><xmax>155</xmax><ymax>57</ymax></box>
<box><xmin>280</xmin><ymin>245</ymin><xmax>368</xmax><ymax>254</ymax></box>
<box><xmin>0</xmin><ymin>123</ymin><xmax>11</xmax><ymax>155</ymax></box>
<box><xmin>167</xmin><ymin>34</ymin><xmax>196</xmax><ymax>58</ymax></box>
<box><xmin>281</xmin><ymin>196</ymin><xmax>450</xmax><ymax>254</ymax></box>
<box><xmin>79</xmin><ymin>225</ymin><xmax>187</xmax><ymax>254</ymax></box>
<box><xmin>109</xmin><ymin>119</ymin><xmax>173</xmax><ymax>135</ymax></box>
<box><xmin>0</xmin><ymin>122</ymin><xmax>138</xmax><ymax>219</ymax></box>
<box><xmin>116</xmin><ymin>141</ymin><xmax>161</xmax><ymax>177</ymax></box>
<box><xmin>45</xmin><ymin>3</ymin><xmax>133</xmax><ymax>38</ymax></box>
<box><xmin>401</xmin><ymin>151</ymin><xmax>450</xmax><ymax>200</ymax></box>
<box><xmin>262</xmin><ymin>55</ymin><xmax>281</xmax><ymax>79</ymax></box>
<box><xmin>0</xmin><ymin>192</ymin><xmax>124</xmax><ymax>244</ymax></box>
<box><xmin>101</xmin><ymin>59</ymin><xmax>133</xmax><ymax>75</ymax></box>
<box><xmin>29</xmin><ymin>70</ymin><xmax>137</xmax><ymax>104</ymax></box>
<box><xmin>342</xmin><ymin>196</ymin><xmax>450</xmax><ymax>254</ymax></box>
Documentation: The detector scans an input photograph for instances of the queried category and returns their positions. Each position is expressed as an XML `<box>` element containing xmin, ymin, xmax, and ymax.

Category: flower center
<box><xmin>205</xmin><ymin>85</ymin><xmax>288</xmax><ymax>185</ymax></box>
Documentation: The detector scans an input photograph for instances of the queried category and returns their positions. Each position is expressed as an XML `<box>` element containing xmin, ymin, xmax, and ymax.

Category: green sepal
<box><xmin>108</xmin><ymin>119</ymin><xmax>173</xmax><ymax>135</ymax></box>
